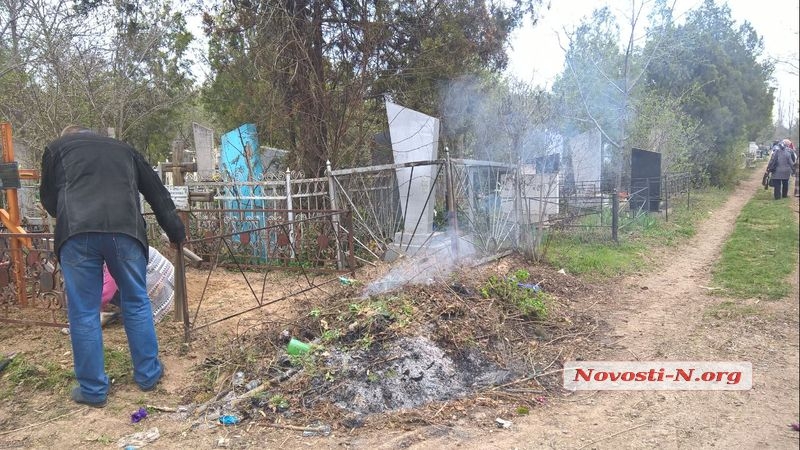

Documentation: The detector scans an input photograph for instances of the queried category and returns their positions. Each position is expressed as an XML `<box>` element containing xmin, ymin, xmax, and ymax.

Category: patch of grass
<box><xmin>544</xmin><ymin>238</ymin><xmax>647</xmax><ymax>277</ymax></box>
<box><xmin>268</xmin><ymin>394</ymin><xmax>289</xmax><ymax>411</ymax></box>
<box><xmin>288</xmin><ymin>351</ymin><xmax>321</xmax><ymax>376</ymax></box>
<box><xmin>320</xmin><ymin>328</ymin><xmax>341</xmax><ymax>342</ymax></box>
<box><xmin>545</xmin><ymin>186</ymin><xmax>731</xmax><ymax>278</ymax></box>
<box><xmin>639</xmin><ymin>186</ymin><xmax>731</xmax><ymax>244</ymax></box>
<box><xmin>480</xmin><ymin>269</ymin><xmax>549</xmax><ymax>318</ymax></box>
<box><xmin>705</xmin><ymin>300</ymin><xmax>760</xmax><ymax>320</ymax></box>
<box><xmin>93</xmin><ymin>435</ymin><xmax>114</xmax><ymax>445</ymax></box>
<box><xmin>201</xmin><ymin>365</ymin><xmax>222</xmax><ymax>393</ymax></box>
<box><xmin>711</xmin><ymin>189</ymin><xmax>799</xmax><ymax>299</ymax></box>
<box><xmin>3</xmin><ymin>356</ymin><xmax>73</xmax><ymax>392</ymax></box>
<box><xmin>105</xmin><ymin>347</ymin><xmax>132</xmax><ymax>383</ymax></box>
<box><xmin>38</xmin><ymin>361</ymin><xmax>73</xmax><ymax>389</ymax></box>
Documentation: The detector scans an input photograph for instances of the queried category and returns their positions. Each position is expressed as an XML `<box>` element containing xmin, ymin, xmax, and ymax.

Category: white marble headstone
<box><xmin>385</xmin><ymin>101</ymin><xmax>440</xmax><ymax>237</ymax></box>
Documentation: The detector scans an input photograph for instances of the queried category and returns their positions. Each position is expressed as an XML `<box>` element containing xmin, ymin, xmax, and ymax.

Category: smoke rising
<box><xmin>361</xmin><ymin>231</ymin><xmax>476</xmax><ymax>298</ymax></box>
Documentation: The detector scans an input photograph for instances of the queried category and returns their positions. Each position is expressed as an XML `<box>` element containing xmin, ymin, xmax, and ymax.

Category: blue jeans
<box><xmin>61</xmin><ymin>233</ymin><xmax>162</xmax><ymax>400</ymax></box>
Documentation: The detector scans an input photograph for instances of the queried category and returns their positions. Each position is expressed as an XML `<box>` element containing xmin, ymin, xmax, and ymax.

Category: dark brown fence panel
<box><xmin>0</xmin><ymin>232</ymin><xmax>66</xmax><ymax>327</ymax></box>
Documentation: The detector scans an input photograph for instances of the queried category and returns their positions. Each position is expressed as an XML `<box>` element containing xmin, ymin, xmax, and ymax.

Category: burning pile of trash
<box><xmin>182</xmin><ymin>254</ymin><xmax>607</xmax><ymax>427</ymax></box>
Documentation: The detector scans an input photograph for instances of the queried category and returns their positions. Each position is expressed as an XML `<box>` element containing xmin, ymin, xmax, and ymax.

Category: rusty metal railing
<box><xmin>170</xmin><ymin>209</ymin><xmax>355</xmax><ymax>341</ymax></box>
<box><xmin>0</xmin><ymin>232</ymin><xmax>66</xmax><ymax>327</ymax></box>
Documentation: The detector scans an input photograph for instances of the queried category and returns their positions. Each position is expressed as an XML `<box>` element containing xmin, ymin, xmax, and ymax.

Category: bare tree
<box><xmin>557</xmin><ymin>0</ymin><xmax>676</xmax><ymax>189</ymax></box>
<box><xmin>1</xmin><ymin>0</ymin><xmax>194</xmax><ymax>163</ymax></box>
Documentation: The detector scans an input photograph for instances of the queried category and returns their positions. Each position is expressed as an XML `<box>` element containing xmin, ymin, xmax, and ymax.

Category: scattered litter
<box><xmin>219</xmin><ymin>415</ymin><xmax>240</xmax><ymax>425</ymax></box>
<box><xmin>61</xmin><ymin>327</ymin><xmax>70</xmax><ymax>335</ymax></box>
<box><xmin>233</xmin><ymin>371</ymin><xmax>245</xmax><ymax>387</ymax></box>
<box><xmin>287</xmin><ymin>338</ymin><xmax>311</xmax><ymax>356</ymax></box>
<box><xmin>517</xmin><ymin>282</ymin><xmax>541</xmax><ymax>292</ymax></box>
<box><xmin>338</xmin><ymin>276</ymin><xmax>356</xmax><ymax>286</ymax></box>
<box><xmin>117</xmin><ymin>427</ymin><xmax>160</xmax><ymax>448</ymax></box>
<box><xmin>131</xmin><ymin>407</ymin><xmax>148</xmax><ymax>423</ymax></box>
<box><xmin>557</xmin><ymin>268</ymin><xmax>567</xmax><ymax>275</ymax></box>
<box><xmin>244</xmin><ymin>379</ymin><xmax>261</xmax><ymax>391</ymax></box>
<box><xmin>145</xmin><ymin>404</ymin><xmax>177</xmax><ymax>413</ymax></box>
<box><xmin>495</xmin><ymin>417</ymin><xmax>513</xmax><ymax>429</ymax></box>
<box><xmin>0</xmin><ymin>352</ymin><xmax>17</xmax><ymax>373</ymax></box>
<box><xmin>302</xmin><ymin>421</ymin><xmax>331</xmax><ymax>437</ymax></box>
<box><xmin>216</xmin><ymin>437</ymin><xmax>230</xmax><ymax>447</ymax></box>
<box><xmin>791</xmin><ymin>423</ymin><xmax>800</xmax><ymax>431</ymax></box>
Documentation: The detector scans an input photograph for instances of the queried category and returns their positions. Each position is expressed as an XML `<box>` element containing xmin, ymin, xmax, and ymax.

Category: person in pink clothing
<box><xmin>101</xmin><ymin>264</ymin><xmax>118</xmax><ymax>309</ymax></box>
<box><xmin>100</xmin><ymin>246</ymin><xmax>175</xmax><ymax>325</ymax></box>
<box><xmin>61</xmin><ymin>246</ymin><xmax>174</xmax><ymax>332</ymax></box>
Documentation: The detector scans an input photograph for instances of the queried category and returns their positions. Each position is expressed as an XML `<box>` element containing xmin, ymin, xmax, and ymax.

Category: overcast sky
<box><xmin>506</xmin><ymin>0</ymin><xmax>800</xmax><ymax>126</ymax></box>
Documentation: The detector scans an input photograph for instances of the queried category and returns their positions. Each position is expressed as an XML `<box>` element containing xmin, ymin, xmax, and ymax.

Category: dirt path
<box><xmin>343</xmin><ymin>169</ymin><xmax>800</xmax><ymax>449</ymax></box>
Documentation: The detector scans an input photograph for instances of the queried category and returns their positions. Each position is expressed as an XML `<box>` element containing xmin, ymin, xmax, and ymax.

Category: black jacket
<box><xmin>39</xmin><ymin>131</ymin><xmax>185</xmax><ymax>259</ymax></box>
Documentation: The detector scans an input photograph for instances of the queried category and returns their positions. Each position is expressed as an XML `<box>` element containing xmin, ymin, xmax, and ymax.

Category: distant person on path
<box><xmin>766</xmin><ymin>140</ymin><xmax>796</xmax><ymax>199</ymax></box>
<box><xmin>783</xmin><ymin>139</ymin><xmax>800</xmax><ymax>197</ymax></box>
<box><xmin>40</xmin><ymin>125</ymin><xmax>185</xmax><ymax>408</ymax></box>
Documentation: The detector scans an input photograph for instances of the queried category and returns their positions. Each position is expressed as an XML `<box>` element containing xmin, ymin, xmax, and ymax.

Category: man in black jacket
<box><xmin>40</xmin><ymin>125</ymin><xmax>185</xmax><ymax>407</ymax></box>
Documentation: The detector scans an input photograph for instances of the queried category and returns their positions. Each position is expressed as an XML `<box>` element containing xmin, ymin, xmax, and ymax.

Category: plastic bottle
<box><xmin>286</xmin><ymin>338</ymin><xmax>311</xmax><ymax>355</ymax></box>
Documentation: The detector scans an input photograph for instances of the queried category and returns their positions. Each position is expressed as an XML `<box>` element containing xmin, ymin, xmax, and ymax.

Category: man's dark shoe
<box><xmin>71</xmin><ymin>386</ymin><xmax>107</xmax><ymax>408</ymax></box>
<box><xmin>139</xmin><ymin>363</ymin><xmax>165</xmax><ymax>392</ymax></box>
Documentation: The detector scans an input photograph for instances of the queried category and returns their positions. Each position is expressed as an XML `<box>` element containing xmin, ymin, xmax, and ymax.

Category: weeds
<box><xmin>320</xmin><ymin>329</ymin><xmax>341</xmax><ymax>342</ymax></box>
<box><xmin>480</xmin><ymin>269</ymin><xmax>549</xmax><ymax>318</ymax></box>
<box><xmin>307</xmin><ymin>295</ymin><xmax>417</xmax><ymax>350</ymax></box>
<box><xmin>105</xmin><ymin>347</ymin><xmax>132</xmax><ymax>383</ymax></box>
<box><xmin>3</xmin><ymin>356</ymin><xmax>73</xmax><ymax>392</ymax></box>
<box><xmin>288</xmin><ymin>351</ymin><xmax>320</xmax><ymax>376</ymax></box>
<box><xmin>268</xmin><ymin>394</ymin><xmax>289</xmax><ymax>411</ymax></box>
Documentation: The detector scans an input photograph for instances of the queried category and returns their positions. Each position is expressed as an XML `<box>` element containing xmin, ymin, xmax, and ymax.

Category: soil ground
<box><xmin>341</xmin><ymin>168</ymin><xmax>800</xmax><ymax>450</ymax></box>
<box><xmin>0</xmin><ymin>168</ymin><xmax>797</xmax><ymax>449</ymax></box>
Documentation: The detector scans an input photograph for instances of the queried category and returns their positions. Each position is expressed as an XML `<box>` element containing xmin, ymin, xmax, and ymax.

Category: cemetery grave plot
<box><xmin>176</xmin><ymin>254</ymin><xmax>611</xmax><ymax>427</ymax></box>
<box><xmin>0</xmin><ymin>253</ymin><xmax>612</xmax><ymax>443</ymax></box>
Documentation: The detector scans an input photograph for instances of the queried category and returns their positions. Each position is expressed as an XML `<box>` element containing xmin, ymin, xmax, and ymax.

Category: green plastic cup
<box><xmin>286</xmin><ymin>338</ymin><xmax>311</xmax><ymax>356</ymax></box>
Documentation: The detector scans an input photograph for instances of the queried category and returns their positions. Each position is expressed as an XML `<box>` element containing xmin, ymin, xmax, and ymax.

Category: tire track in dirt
<box><xmin>345</xmin><ymin>169</ymin><xmax>800</xmax><ymax>449</ymax></box>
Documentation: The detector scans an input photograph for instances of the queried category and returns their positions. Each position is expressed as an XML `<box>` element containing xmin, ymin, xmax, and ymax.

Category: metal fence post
<box><xmin>611</xmin><ymin>189</ymin><xmax>619</xmax><ymax>243</ymax></box>
<box><xmin>326</xmin><ymin>160</ymin><xmax>344</xmax><ymax>270</ymax></box>
<box><xmin>664</xmin><ymin>174</ymin><xmax>669</xmax><ymax>222</ymax></box>
<box><xmin>285</xmin><ymin>168</ymin><xmax>295</xmax><ymax>259</ymax></box>
<box><xmin>173</xmin><ymin>242</ymin><xmax>188</xmax><ymax>335</ymax></box>
<box><xmin>445</xmin><ymin>148</ymin><xmax>459</xmax><ymax>259</ymax></box>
